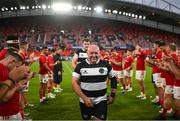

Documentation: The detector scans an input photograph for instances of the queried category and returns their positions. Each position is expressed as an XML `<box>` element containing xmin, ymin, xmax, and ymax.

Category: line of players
<box><xmin>72</xmin><ymin>38</ymin><xmax>180</xmax><ymax>120</ymax></box>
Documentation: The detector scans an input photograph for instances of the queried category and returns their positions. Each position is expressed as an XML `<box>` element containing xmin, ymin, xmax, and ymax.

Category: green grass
<box><xmin>25</xmin><ymin>61</ymin><xmax>159</xmax><ymax>120</ymax></box>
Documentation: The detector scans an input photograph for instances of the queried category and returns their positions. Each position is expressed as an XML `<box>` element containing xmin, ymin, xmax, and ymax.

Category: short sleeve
<box><xmin>72</xmin><ymin>63</ymin><xmax>81</xmax><ymax>79</ymax></box>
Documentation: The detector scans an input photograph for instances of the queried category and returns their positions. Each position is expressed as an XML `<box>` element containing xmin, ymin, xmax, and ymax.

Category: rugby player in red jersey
<box><xmin>134</xmin><ymin>45</ymin><xmax>147</xmax><ymax>100</ymax></box>
<box><xmin>109</xmin><ymin>49</ymin><xmax>125</xmax><ymax>94</ymax></box>
<box><xmin>39</xmin><ymin>46</ymin><xmax>53</xmax><ymax>103</ymax></box>
<box><xmin>123</xmin><ymin>50</ymin><xmax>134</xmax><ymax>91</ymax></box>
<box><xmin>47</xmin><ymin>49</ymin><xmax>56</xmax><ymax>98</ymax></box>
<box><xmin>156</xmin><ymin>44</ymin><xmax>179</xmax><ymax>119</ymax></box>
<box><xmin>0</xmin><ymin>49</ymin><xmax>31</xmax><ymax>120</ymax></box>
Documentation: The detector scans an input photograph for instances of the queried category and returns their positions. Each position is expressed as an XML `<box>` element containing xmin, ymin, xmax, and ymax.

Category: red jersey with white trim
<box><xmin>0</xmin><ymin>63</ymin><xmax>20</xmax><ymax>116</ymax></box>
<box><xmin>136</xmin><ymin>50</ymin><xmax>146</xmax><ymax>70</ymax></box>
<box><xmin>123</xmin><ymin>55</ymin><xmax>134</xmax><ymax>70</ymax></box>
<box><xmin>111</xmin><ymin>54</ymin><xmax>123</xmax><ymax>71</ymax></box>
<box><xmin>0</xmin><ymin>48</ymin><xmax>7</xmax><ymax>60</ymax></box>
<box><xmin>152</xmin><ymin>50</ymin><xmax>162</xmax><ymax>74</ymax></box>
<box><xmin>47</xmin><ymin>55</ymin><xmax>54</xmax><ymax>71</ymax></box>
<box><xmin>39</xmin><ymin>54</ymin><xmax>49</xmax><ymax>75</ymax></box>
<box><xmin>161</xmin><ymin>53</ymin><xmax>178</xmax><ymax>86</ymax></box>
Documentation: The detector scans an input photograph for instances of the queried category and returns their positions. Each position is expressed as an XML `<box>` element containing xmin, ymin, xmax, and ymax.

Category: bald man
<box><xmin>72</xmin><ymin>45</ymin><xmax>117</xmax><ymax>120</ymax></box>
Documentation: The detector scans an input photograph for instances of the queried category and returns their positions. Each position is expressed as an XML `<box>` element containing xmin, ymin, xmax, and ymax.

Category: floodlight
<box><xmin>52</xmin><ymin>3</ymin><xmax>72</xmax><ymax>11</ymax></box>
<box><xmin>95</xmin><ymin>6</ymin><xmax>103</xmax><ymax>13</ymax></box>
<box><xmin>42</xmin><ymin>5</ymin><xmax>46</xmax><ymax>9</ymax></box>
<box><xmin>112</xmin><ymin>10</ymin><xmax>118</xmax><ymax>14</ymax></box>
<box><xmin>74</xmin><ymin>6</ymin><xmax>77</xmax><ymax>9</ymax></box>
<box><xmin>47</xmin><ymin>5</ymin><xmax>51</xmax><ymax>9</ymax></box>
<box><xmin>77</xmin><ymin>5</ymin><xmax>82</xmax><ymax>10</ymax></box>
<box><xmin>132</xmin><ymin>14</ymin><xmax>135</xmax><ymax>17</ymax></box>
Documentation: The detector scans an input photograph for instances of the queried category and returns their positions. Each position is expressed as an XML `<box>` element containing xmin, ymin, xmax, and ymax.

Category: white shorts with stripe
<box><xmin>124</xmin><ymin>70</ymin><xmax>133</xmax><ymax>77</ymax></box>
<box><xmin>173</xmin><ymin>86</ymin><xmax>180</xmax><ymax>99</ymax></box>
<box><xmin>113</xmin><ymin>70</ymin><xmax>124</xmax><ymax>79</ymax></box>
<box><xmin>39</xmin><ymin>74</ymin><xmax>49</xmax><ymax>84</ymax></box>
<box><xmin>136</xmin><ymin>70</ymin><xmax>146</xmax><ymax>81</ymax></box>
<box><xmin>165</xmin><ymin>85</ymin><xmax>173</xmax><ymax>94</ymax></box>
<box><xmin>152</xmin><ymin>73</ymin><xmax>161</xmax><ymax>82</ymax></box>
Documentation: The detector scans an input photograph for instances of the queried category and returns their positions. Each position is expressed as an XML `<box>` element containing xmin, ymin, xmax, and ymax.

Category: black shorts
<box><xmin>79</xmin><ymin>100</ymin><xmax>107</xmax><ymax>120</ymax></box>
<box><xmin>53</xmin><ymin>74</ymin><xmax>62</xmax><ymax>84</ymax></box>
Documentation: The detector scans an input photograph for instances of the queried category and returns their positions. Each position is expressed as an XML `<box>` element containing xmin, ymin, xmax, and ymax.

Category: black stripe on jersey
<box><xmin>80</xmin><ymin>76</ymin><xmax>108</xmax><ymax>83</ymax></box>
<box><xmin>81</xmin><ymin>88</ymin><xmax>107</xmax><ymax>97</ymax></box>
<box><xmin>77</xmin><ymin>49</ymin><xmax>87</xmax><ymax>62</ymax></box>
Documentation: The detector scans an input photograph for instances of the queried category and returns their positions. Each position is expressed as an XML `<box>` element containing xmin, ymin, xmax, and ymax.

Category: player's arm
<box><xmin>107</xmin><ymin>67</ymin><xmax>117</xmax><ymax>104</ymax></box>
<box><xmin>0</xmin><ymin>79</ymin><xmax>14</xmax><ymax>102</ymax></box>
<box><xmin>0</xmin><ymin>79</ymin><xmax>28</xmax><ymax>103</ymax></box>
<box><xmin>72</xmin><ymin>53</ymin><xmax>78</xmax><ymax>68</ymax></box>
<box><xmin>109</xmin><ymin>58</ymin><xmax>122</xmax><ymax>66</ymax></box>
<box><xmin>168</xmin><ymin>60</ymin><xmax>180</xmax><ymax>79</ymax></box>
<box><xmin>157</xmin><ymin>61</ymin><xmax>170</xmax><ymax>71</ymax></box>
<box><xmin>72</xmin><ymin>65</ymin><xmax>94</xmax><ymax>107</ymax></box>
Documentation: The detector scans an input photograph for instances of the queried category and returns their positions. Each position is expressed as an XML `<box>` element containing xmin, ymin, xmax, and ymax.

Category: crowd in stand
<box><xmin>0</xmin><ymin>16</ymin><xmax>179</xmax><ymax>50</ymax></box>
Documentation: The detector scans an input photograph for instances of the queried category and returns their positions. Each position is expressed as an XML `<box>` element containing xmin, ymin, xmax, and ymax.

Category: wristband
<box><xmin>8</xmin><ymin>77</ymin><xmax>16</xmax><ymax>84</ymax></box>
<box><xmin>110</xmin><ymin>92</ymin><xmax>116</xmax><ymax>98</ymax></box>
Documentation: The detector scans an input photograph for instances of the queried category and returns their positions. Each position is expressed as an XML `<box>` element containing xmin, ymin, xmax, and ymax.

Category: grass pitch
<box><xmin>25</xmin><ymin>61</ymin><xmax>159</xmax><ymax>120</ymax></box>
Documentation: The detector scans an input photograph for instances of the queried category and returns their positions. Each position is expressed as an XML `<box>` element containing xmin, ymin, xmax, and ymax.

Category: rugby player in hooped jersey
<box><xmin>72</xmin><ymin>38</ymin><xmax>91</xmax><ymax>68</ymax></box>
<box><xmin>72</xmin><ymin>45</ymin><xmax>117</xmax><ymax>120</ymax></box>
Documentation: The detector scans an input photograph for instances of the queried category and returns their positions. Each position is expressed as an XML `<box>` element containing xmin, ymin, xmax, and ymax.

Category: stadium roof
<box><xmin>0</xmin><ymin>0</ymin><xmax>180</xmax><ymax>27</ymax></box>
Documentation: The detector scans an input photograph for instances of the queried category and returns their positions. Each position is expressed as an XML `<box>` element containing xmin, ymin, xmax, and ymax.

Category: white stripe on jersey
<box><xmin>80</xmin><ymin>95</ymin><xmax>107</xmax><ymax>104</ymax></box>
<box><xmin>79</xmin><ymin>52</ymin><xmax>88</xmax><ymax>58</ymax></box>
<box><xmin>80</xmin><ymin>67</ymin><xmax>108</xmax><ymax>76</ymax></box>
<box><xmin>108</xmin><ymin>69</ymin><xmax>115</xmax><ymax>78</ymax></box>
<box><xmin>80</xmin><ymin>82</ymin><xmax>107</xmax><ymax>91</ymax></box>
<box><xmin>72</xmin><ymin>72</ymin><xmax>80</xmax><ymax>79</ymax></box>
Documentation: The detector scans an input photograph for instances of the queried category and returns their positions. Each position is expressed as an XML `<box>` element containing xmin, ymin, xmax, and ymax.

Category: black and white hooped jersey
<box><xmin>76</xmin><ymin>48</ymin><xmax>88</xmax><ymax>63</ymax></box>
<box><xmin>73</xmin><ymin>59</ymin><xmax>115</xmax><ymax>104</ymax></box>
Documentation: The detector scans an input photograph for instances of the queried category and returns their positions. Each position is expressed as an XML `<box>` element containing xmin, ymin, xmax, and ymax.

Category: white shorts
<box><xmin>21</xmin><ymin>80</ymin><xmax>30</xmax><ymax>92</ymax></box>
<box><xmin>48</xmin><ymin>74</ymin><xmax>53</xmax><ymax>80</ymax></box>
<box><xmin>173</xmin><ymin>86</ymin><xmax>180</xmax><ymax>99</ymax></box>
<box><xmin>113</xmin><ymin>70</ymin><xmax>124</xmax><ymax>79</ymax></box>
<box><xmin>155</xmin><ymin>77</ymin><xmax>166</xmax><ymax>88</ymax></box>
<box><xmin>124</xmin><ymin>70</ymin><xmax>133</xmax><ymax>77</ymax></box>
<box><xmin>165</xmin><ymin>85</ymin><xmax>173</xmax><ymax>94</ymax></box>
<box><xmin>153</xmin><ymin>73</ymin><xmax>160</xmax><ymax>82</ymax></box>
<box><xmin>39</xmin><ymin>74</ymin><xmax>49</xmax><ymax>84</ymax></box>
<box><xmin>136</xmin><ymin>70</ymin><xmax>146</xmax><ymax>81</ymax></box>
<box><xmin>0</xmin><ymin>112</ymin><xmax>22</xmax><ymax>120</ymax></box>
